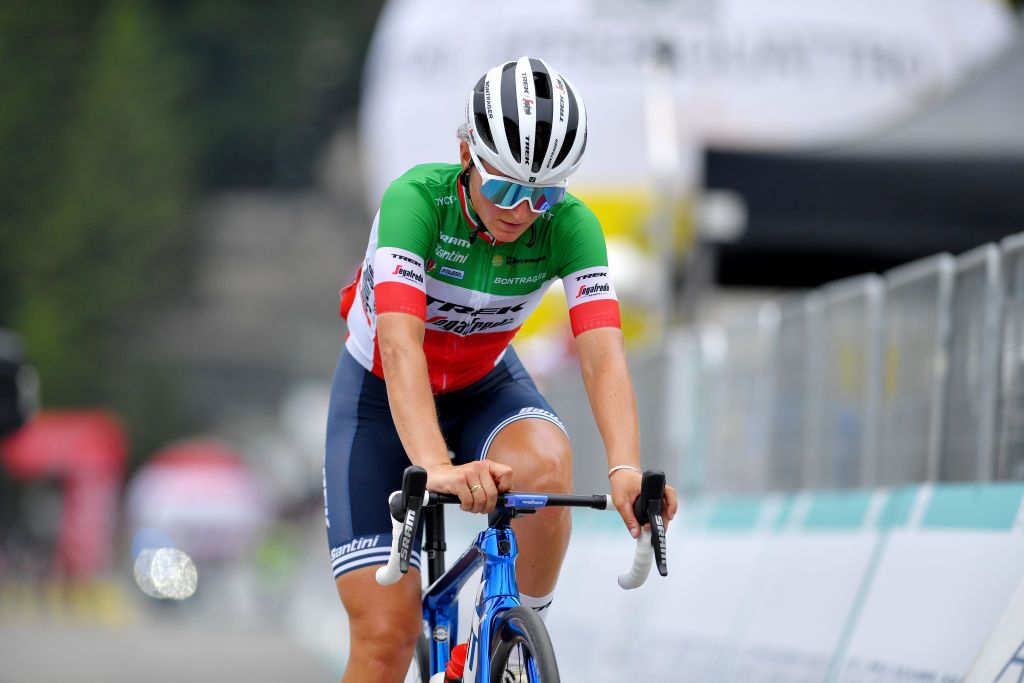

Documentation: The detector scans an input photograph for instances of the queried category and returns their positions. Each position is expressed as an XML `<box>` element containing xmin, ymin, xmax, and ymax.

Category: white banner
<box><xmin>360</xmin><ymin>0</ymin><xmax>1015</xmax><ymax>203</ymax></box>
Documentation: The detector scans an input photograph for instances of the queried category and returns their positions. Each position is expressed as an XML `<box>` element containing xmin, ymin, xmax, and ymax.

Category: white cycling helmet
<box><xmin>465</xmin><ymin>56</ymin><xmax>587</xmax><ymax>185</ymax></box>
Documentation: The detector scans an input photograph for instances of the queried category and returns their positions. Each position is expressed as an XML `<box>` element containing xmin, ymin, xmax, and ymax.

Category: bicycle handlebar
<box><xmin>375</xmin><ymin>465</ymin><xmax>669</xmax><ymax>589</ymax></box>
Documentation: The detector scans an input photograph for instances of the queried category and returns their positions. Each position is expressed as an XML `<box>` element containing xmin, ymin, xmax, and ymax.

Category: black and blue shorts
<box><xmin>323</xmin><ymin>346</ymin><xmax>565</xmax><ymax>579</ymax></box>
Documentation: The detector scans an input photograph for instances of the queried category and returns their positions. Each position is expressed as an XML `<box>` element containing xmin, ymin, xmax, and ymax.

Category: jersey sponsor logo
<box><xmin>426</xmin><ymin>295</ymin><xmax>525</xmax><ymax>316</ymax></box>
<box><xmin>426</xmin><ymin>316</ymin><xmax>515</xmax><ymax>334</ymax></box>
<box><xmin>576</xmin><ymin>283</ymin><xmax>611</xmax><ymax>298</ymax></box>
<box><xmin>435</xmin><ymin>195</ymin><xmax>457</xmax><ymax>206</ymax></box>
<box><xmin>361</xmin><ymin>263</ymin><xmax>375</xmax><ymax>316</ymax></box>
<box><xmin>576</xmin><ymin>271</ymin><xmax>607</xmax><ymax>280</ymax></box>
<box><xmin>391</xmin><ymin>252</ymin><xmax>422</xmax><ymax>267</ymax></box>
<box><xmin>425</xmin><ymin>259</ymin><xmax>437</xmax><ymax>272</ymax></box>
<box><xmin>392</xmin><ymin>264</ymin><xmax>424</xmax><ymax>283</ymax></box>
<box><xmin>493</xmin><ymin>254</ymin><xmax>548</xmax><ymax>268</ymax></box>
<box><xmin>439</xmin><ymin>233</ymin><xmax>471</xmax><ymax>249</ymax></box>
<box><xmin>439</xmin><ymin>266</ymin><xmax>464</xmax><ymax>280</ymax></box>
<box><xmin>434</xmin><ymin>245</ymin><xmax>468</xmax><ymax>264</ymax></box>
<box><xmin>493</xmin><ymin>273</ymin><xmax>548</xmax><ymax>285</ymax></box>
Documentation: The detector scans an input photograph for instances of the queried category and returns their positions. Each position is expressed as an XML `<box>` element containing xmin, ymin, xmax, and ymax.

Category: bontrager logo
<box><xmin>494</xmin><ymin>273</ymin><xmax>548</xmax><ymax>285</ymax></box>
<box><xmin>485</xmin><ymin>80</ymin><xmax>493</xmax><ymax>119</ymax></box>
<box><xmin>426</xmin><ymin>295</ymin><xmax>525</xmax><ymax>316</ymax></box>
<box><xmin>576</xmin><ymin>283</ymin><xmax>611</xmax><ymax>298</ymax></box>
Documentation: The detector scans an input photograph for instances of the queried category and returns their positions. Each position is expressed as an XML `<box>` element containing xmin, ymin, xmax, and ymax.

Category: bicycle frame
<box><xmin>420</xmin><ymin>503</ymin><xmax>524</xmax><ymax>681</ymax></box>
<box><xmin>374</xmin><ymin>468</ymin><xmax>667</xmax><ymax>681</ymax></box>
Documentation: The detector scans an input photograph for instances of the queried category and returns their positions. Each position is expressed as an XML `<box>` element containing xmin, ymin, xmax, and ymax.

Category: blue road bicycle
<box><xmin>376</xmin><ymin>466</ymin><xmax>669</xmax><ymax>682</ymax></box>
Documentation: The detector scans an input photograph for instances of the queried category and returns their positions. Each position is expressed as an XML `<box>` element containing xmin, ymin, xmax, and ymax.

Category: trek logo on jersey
<box><xmin>576</xmin><ymin>271</ymin><xmax>607</xmax><ymax>280</ymax></box>
<box><xmin>391</xmin><ymin>253</ymin><xmax>422</xmax><ymax>267</ymax></box>
<box><xmin>426</xmin><ymin>316</ymin><xmax>515</xmax><ymax>335</ymax></box>
<box><xmin>434</xmin><ymin>245</ymin><xmax>468</xmax><ymax>265</ymax></box>
<box><xmin>576</xmin><ymin>283</ymin><xmax>611</xmax><ymax>298</ymax></box>
<box><xmin>426</xmin><ymin>295</ymin><xmax>525</xmax><ymax>316</ymax></box>
<box><xmin>392</xmin><ymin>264</ymin><xmax>424</xmax><ymax>283</ymax></box>
<box><xmin>439</xmin><ymin>266</ymin><xmax>464</xmax><ymax>280</ymax></box>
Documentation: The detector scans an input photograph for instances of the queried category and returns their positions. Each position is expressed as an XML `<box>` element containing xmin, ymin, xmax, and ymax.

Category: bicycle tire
<box><xmin>488</xmin><ymin>606</ymin><xmax>560</xmax><ymax>683</ymax></box>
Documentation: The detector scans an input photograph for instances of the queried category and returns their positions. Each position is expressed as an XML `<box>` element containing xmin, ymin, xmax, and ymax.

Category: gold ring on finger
<box><xmin>469</xmin><ymin>484</ymin><xmax>483</xmax><ymax>493</ymax></box>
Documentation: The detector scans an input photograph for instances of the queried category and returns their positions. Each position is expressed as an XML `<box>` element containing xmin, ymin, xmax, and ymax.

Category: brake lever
<box><xmin>396</xmin><ymin>466</ymin><xmax>427</xmax><ymax>574</ymax></box>
<box><xmin>632</xmin><ymin>470</ymin><xmax>668</xmax><ymax>577</ymax></box>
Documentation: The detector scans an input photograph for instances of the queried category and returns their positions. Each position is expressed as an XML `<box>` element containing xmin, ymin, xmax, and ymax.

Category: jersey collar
<box><xmin>457</xmin><ymin>168</ymin><xmax>502</xmax><ymax>246</ymax></box>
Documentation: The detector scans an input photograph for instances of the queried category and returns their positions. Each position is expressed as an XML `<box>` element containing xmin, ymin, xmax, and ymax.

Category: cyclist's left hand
<box><xmin>610</xmin><ymin>469</ymin><xmax>678</xmax><ymax>539</ymax></box>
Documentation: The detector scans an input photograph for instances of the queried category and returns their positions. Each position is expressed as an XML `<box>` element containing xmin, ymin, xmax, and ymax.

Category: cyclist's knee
<box><xmin>522</xmin><ymin>442</ymin><xmax>572</xmax><ymax>493</ymax></box>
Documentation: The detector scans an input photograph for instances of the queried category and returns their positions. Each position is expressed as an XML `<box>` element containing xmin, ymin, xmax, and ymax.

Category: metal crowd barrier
<box><xmin>814</xmin><ymin>274</ymin><xmax>884</xmax><ymax>489</ymax></box>
<box><xmin>998</xmin><ymin>233</ymin><xmax>1024</xmax><ymax>481</ymax></box>
<box><xmin>676</xmin><ymin>230</ymin><xmax>1024</xmax><ymax>493</ymax></box>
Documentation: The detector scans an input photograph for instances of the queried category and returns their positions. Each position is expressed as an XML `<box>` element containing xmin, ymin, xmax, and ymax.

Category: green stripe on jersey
<box><xmin>377</xmin><ymin>164</ymin><xmax>610</xmax><ymax>297</ymax></box>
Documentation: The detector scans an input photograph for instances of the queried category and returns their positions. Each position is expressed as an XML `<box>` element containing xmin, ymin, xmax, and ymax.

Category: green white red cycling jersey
<box><xmin>340</xmin><ymin>163</ymin><xmax>620</xmax><ymax>394</ymax></box>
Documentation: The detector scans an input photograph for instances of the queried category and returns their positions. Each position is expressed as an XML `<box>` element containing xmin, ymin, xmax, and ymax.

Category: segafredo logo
<box><xmin>576</xmin><ymin>283</ymin><xmax>611</xmax><ymax>298</ymax></box>
<box><xmin>426</xmin><ymin>316</ymin><xmax>515</xmax><ymax>334</ymax></box>
<box><xmin>392</xmin><ymin>264</ymin><xmax>424</xmax><ymax>284</ymax></box>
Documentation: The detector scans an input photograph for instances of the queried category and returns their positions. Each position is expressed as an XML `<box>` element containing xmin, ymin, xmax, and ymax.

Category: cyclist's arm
<box><xmin>376</xmin><ymin>312</ymin><xmax>449</xmax><ymax>470</ymax></box>
<box><xmin>575</xmin><ymin>327</ymin><xmax>643</xmax><ymax>536</ymax></box>
<box><xmin>376</xmin><ymin>313</ymin><xmax>511</xmax><ymax>512</ymax></box>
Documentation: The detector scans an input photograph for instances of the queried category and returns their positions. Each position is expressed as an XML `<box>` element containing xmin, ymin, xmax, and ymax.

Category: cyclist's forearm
<box><xmin>577</xmin><ymin>329</ymin><xmax>641</xmax><ymax>468</ymax></box>
<box><xmin>378</xmin><ymin>320</ymin><xmax>449</xmax><ymax>468</ymax></box>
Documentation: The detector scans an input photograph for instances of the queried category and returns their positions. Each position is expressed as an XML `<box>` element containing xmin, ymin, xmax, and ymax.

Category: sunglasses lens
<box><xmin>480</xmin><ymin>178</ymin><xmax>566</xmax><ymax>213</ymax></box>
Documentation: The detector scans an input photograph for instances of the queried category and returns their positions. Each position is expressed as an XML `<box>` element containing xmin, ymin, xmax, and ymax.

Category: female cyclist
<box><xmin>323</xmin><ymin>56</ymin><xmax>678</xmax><ymax>681</ymax></box>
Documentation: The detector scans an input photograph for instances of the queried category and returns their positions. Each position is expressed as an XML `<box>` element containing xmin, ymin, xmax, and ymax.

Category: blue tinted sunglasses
<box><xmin>469</xmin><ymin>148</ymin><xmax>568</xmax><ymax>214</ymax></box>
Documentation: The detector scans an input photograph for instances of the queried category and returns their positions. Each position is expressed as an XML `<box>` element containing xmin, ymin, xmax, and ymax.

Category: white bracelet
<box><xmin>608</xmin><ymin>464</ymin><xmax>642</xmax><ymax>478</ymax></box>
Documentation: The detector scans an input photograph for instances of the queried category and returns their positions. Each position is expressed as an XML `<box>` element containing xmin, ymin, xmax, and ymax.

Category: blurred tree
<box><xmin>2</xmin><ymin>0</ymin><xmax>195</xmax><ymax>455</ymax></box>
<box><xmin>0</xmin><ymin>0</ymin><xmax>386</xmax><ymax>459</ymax></box>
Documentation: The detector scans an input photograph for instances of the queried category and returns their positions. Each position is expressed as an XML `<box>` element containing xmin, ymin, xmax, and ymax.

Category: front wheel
<box><xmin>489</xmin><ymin>606</ymin><xmax>560</xmax><ymax>683</ymax></box>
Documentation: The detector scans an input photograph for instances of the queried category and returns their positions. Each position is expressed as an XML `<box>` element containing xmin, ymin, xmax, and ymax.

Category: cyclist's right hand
<box><xmin>425</xmin><ymin>461</ymin><xmax>513</xmax><ymax>514</ymax></box>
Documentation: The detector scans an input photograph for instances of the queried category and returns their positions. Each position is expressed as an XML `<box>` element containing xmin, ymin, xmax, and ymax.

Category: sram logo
<box><xmin>426</xmin><ymin>295</ymin><xmax>524</xmax><ymax>316</ymax></box>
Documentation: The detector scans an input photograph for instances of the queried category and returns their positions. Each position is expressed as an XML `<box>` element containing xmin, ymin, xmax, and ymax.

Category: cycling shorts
<box><xmin>323</xmin><ymin>346</ymin><xmax>566</xmax><ymax>579</ymax></box>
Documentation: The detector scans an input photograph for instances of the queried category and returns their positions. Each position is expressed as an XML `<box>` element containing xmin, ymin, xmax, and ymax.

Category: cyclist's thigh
<box><xmin>449</xmin><ymin>347</ymin><xmax>568</xmax><ymax>464</ymax></box>
<box><xmin>324</xmin><ymin>348</ymin><xmax>423</xmax><ymax>580</ymax></box>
